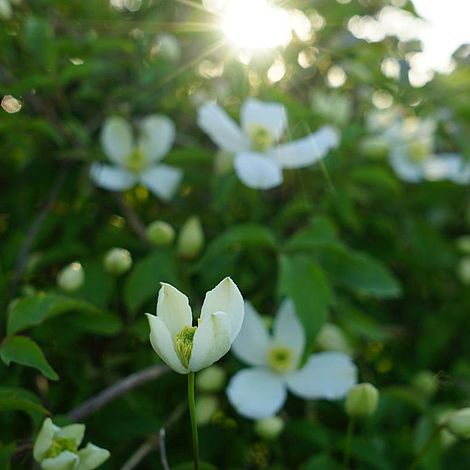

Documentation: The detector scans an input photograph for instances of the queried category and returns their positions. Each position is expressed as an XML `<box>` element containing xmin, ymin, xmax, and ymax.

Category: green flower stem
<box><xmin>188</xmin><ymin>372</ymin><xmax>200</xmax><ymax>470</ymax></box>
<box><xmin>408</xmin><ymin>425</ymin><xmax>444</xmax><ymax>470</ymax></box>
<box><xmin>343</xmin><ymin>417</ymin><xmax>355</xmax><ymax>467</ymax></box>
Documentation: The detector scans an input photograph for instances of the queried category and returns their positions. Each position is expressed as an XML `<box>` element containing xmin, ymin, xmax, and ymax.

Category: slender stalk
<box><xmin>343</xmin><ymin>417</ymin><xmax>355</xmax><ymax>468</ymax></box>
<box><xmin>408</xmin><ymin>425</ymin><xmax>443</xmax><ymax>470</ymax></box>
<box><xmin>188</xmin><ymin>372</ymin><xmax>200</xmax><ymax>470</ymax></box>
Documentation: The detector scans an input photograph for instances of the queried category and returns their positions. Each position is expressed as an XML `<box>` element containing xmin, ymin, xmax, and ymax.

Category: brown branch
<box><xmin>9</xmin><ymin>164</ymin><xmax>70</xmax><ymax>298</ymax></box>
<box><xmin>67</xmin><ymin>365</ymin><xmax>169</xmax><ymax>421</ymax></box>
<box><xmin>112</xmin><ymin>193</ymin><xmax>152</xmax><ymax>247</ymax></box>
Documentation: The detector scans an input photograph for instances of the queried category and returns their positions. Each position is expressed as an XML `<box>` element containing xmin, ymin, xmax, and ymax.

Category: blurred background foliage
<box><xmin>1</xmin><ymin>0</ymin><xmax>470</xmax><ymax>468</ymax></box>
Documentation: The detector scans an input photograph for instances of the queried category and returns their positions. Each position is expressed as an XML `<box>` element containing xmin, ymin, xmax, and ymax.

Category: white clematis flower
<box><xmin>33</xmin><ymin>418</ymin><xmax>110</xmax><ymax>470</ymax></box>
<box><xmin>90</xmin><ymin>115</ymin><xmax>183</xmax><ymax>201</ymax></box>
<box><xmin>227</xmin><ymin>300</ymin><xmax>357</xmax><ymax>419</ymax></box>
<box><xmin>197</xmin><ymin>98</ymin><xmax>339</xmax><ymax>190</ymax></box>
<box><xmin>146</xmin><ymin>277</ymin><xmax>245</xmax><ymax>374</ymax></box>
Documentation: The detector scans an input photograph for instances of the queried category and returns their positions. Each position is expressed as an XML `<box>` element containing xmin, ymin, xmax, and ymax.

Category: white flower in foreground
<box><xmin>227</xmin><ymin>300</ymin><xmax>357</xmax><ymax>419</ymax></box>
<box><xmin>33</xmin><ymin>418</ymin><xmax>110</xmax><ymax>470</ymax></box>
<box><xmin>197</xmin><ymin>98</ymin><xmax>339</xmax><ymax>189</ymax></box>
<box><xmin>146</xmin><ymin>277</ymin><xmax>244</xmax><ymax>374</ymax></box>
<box><xmin>90</xmin><ymin>115</ymin><xmax>182</xmax><ymax>201</ymax></box>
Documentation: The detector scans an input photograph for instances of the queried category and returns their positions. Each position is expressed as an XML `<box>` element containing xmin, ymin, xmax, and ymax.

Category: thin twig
<box><xmin>9</xmin><ymin>164</ymin><xmax>70</xmax><ymax>298</ymax></box>
<box><xmin>159</xmin><ymin>428</ymin><xmax>170</xmax><ymax>470</ymax></box>
<box><xmin>67</xmin><ymin>365</ymin><xmax>169</xmax><ymax>421</ymax></box>
<box><xmin>112</xmin><ymin>192</ymin><xmax>151</xmax><ymax>246</ymax></box>
<box><xmin>121</xmin><ymin>404</ymin><xmax>185</xmax><ymax>470</ymax></box>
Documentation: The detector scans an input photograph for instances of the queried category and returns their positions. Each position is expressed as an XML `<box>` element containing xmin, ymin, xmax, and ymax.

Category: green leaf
<box><xmin>279</xmin><ymin>255</ymin><xmax>332</xmax><ymax>351</ymax></box>
<box><xmin>0</xmin><ymin>387</ymin><xmax>48</xmax><ymax>417</ymax></box>
<box><xmin>8</xmin><ymin>293</ymin><xmax>102</xmax><ymax>336</ymax></box>
<box><xmin>320</xmin><ymin>247</ymin><xmax>401</xmax><ymax>298</ymax></box>
<box><xmin>124</xmin><ymin>250</ymin><xmax>178</xmax><ymax>313</ymax></box>
<box><xmin>196</xmin><ymin>224</ymin><xmax>277</xmax><ymax>272</ymax></box>
<box><xmin>0</xmin><ymin>442</ymin><xmax>16</xmax><ymax>470</ymax></box>
<box><xmin>285</xmin><ymin>216</ymin><xmax>340</xmax><ymax>253</ymax></box>
<box><xmin>0</xmin><ymin>336</ymin><xmax>59</xmax><ymax>381</ymax></box>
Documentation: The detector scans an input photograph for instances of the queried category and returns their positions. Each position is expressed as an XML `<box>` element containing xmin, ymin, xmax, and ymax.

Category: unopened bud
<box><xmin>316</xmin><ymin>323</ymin><xmax>353</xmax><ymax>355</ymax></box>
<box><xmin>196</xmin><ymin>365</ymin><xmax>226</xmax><ymax>393</ymax></box>
<box><xmin>345</xmin><ymin>383</ymin><xmax>379</xmax><ymax>417</ymax></box>
<box><xmin>146</xmin><ymin>221</ymin><xmax>175</xmax><ymax>246</ymax></box>
<box><xmin>177</xmin><ymin>216</ymin><xmax>204</xmax><ymax>260</ymax></box>
<box><xmin>104</xmin><ymin>248</ymin><xmax>132</xmax><ymax>275</ymax></box>
<box><xmin>457</xmin><ymin>257</ymin><xmax>470</xmax><ymax>284</ymax></box>
<box><xmin>57</xmin><ymin>262</ymin><xmax>84</xmax><ymax>292</ymax></box>
<box><xmin>254</xmin><ymin>416</ymin><xmax>284</xmax><ymax>440</ymax></box>
<box><xmin>196</xmin><ymin>395</ymin><xmax>219</xmax><ymax>426</ymax></box>
<box><xmin>446</xmin><ymin>408</ymin><xmax>470</xmax><ymax>439</ymax></box>
<box><xmin>412</xmin><ymin>370</ymin><xmax>438</xmax><ymax>397</ymax></box>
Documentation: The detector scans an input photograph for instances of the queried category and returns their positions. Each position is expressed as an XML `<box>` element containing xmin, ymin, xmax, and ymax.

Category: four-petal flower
<box><xmin>146</xmin><ymin>277</ymin><xmax>245</xmax><ymax>374</ymax></box>
<box><xmin>227</xmin><ymin>300</ymin><xmax>357</xmax><ymax>419</ymax></box>
<box><xmin>90</xmin><ymin>115</ymin><xmax>183</xmax><ymax>201</ymax></box>
<box><xmin>198</xmin><ymin>98</ymin><xmax>339</xmax><ymax>189</ymax></box>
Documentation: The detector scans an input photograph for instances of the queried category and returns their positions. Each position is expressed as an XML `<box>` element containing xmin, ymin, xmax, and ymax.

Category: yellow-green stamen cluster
<box><xmin>248</xmin><ymin>124</ymin><xmax>274</xmax><ymax>152</ymax></box>
<box><xmin>407</xmin><ymin>141</ymin><xmax>430</xmax><ymax>163</ymax></box>
<box><xmin>175</xmin><ymin>325</ymin><xmax>197</xmax><ymax>368</ymax></box>
<box><xmin>124</xmin><ymin>148</ymin><xmax>148</xmax><ymax>173</ymax></box>
<box><xmin>267</xmin><ymin>346</ymin><xmax>294</xmax><ymax>374</ymax></box>
<box><xmin>45</xmin><ymin>438</ymin><xmax>79</xmax><ymax>459</ymax></box>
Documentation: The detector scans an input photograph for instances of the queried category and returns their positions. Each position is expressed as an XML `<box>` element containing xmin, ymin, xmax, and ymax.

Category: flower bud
<box><xmin>196</xmin><ymin>365</ymin><xmax>226</xmax><ymax>393</ymax></box>
<box><xmin>177</xmin><ymin>216</ymin><xmax>204</xmax><ymax>260</ymax></box>
<box><xmin>104</xmin><ymin>248</ymin><xmax>132</xmax><ymax>275</ymax></box>
<box><xmin>196</xmin><ymin>395</ymin><xmax>219</xmax><ymax>426</ymax></box>
<box><xmin>446</xmin><ymin>408</ymin><xmax>470</xmax><ymax>439</ymax></box>
<box><xmin>57</xmin><ymin>262</ymin><xmax>84</xmax><ymax>292</ymax></box>
<box><xmin>412</xmin><ymin>370</ymin><xmax>438</xmax><ymax>397</ymax></box>
<box><xmin>345</xmin><ymin>383</ymin><xmax>379</xmax><ymax>417</ymax></box>
<box><xmin>457</xmin><ymin>257</ymin><xmax>470</xmax><ymax>284</ymax></box>
<box><xmin>456</xmin><ymin>236</ymin><xmax>470</xmax><ymax>254</ymax></box>
<box><xmin>146</xmin><ymin>220</ymin><xmax>175</xmax><ymax>246</ymax></box>
<box><xmin>254</xmin><ymin>416</ymin><xmax>284</xmax><ymax>440</ymax></box>
<box><xmin>316</xmin><ymin>323</ymin><xmax>353</xmax><ymax>355</ymax></box>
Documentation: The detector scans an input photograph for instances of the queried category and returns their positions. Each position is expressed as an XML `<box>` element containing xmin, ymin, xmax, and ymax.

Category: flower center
<box><xmin>267</xmin><ymin>346</ymin><xmax>294</xmax><ymax>374</ymax></box>
<box><xmin>248</xmin><ymin>124</ymin><xmax>274</xmax><ymax>152</ymax></box>
<box><xmin>175</xmin><ymin>325</ymin><xmax>197</xmax><ymax>368</ymax></box>
<box><xmin>407</xmin><ymin>141</ymin><xmax>429</xmax><ymax>163</ymax></box>
<box><xmin>124</xmin><ymin>148</ymin><xmax>148</xmax><ymax>173</ymax></box>
<box><xmin>45</xmin><ymin>438</ymin><xmax>79</xmax><ymax>459</ymax></box>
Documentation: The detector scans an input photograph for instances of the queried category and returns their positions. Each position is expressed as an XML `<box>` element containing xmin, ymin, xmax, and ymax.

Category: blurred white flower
<box><xmin>198</xmin><ymin>98</ymin><xmax>339</xmax><ymax>190</ymax></box>
<box><xmin>227</xmin><ymin>300</ymin><xmax>357</xmax><ymax>419</ymax></box>
<box><xmin>90</xmin><ymin>115</ymin><xmax>182</xmax><ymax>201</ymax></box>
<box><xmin>146</xmin><ymin>277</ymin><xmax>245</xmax><ymax>374</ymax></box>
<box><xmin>33</xmin><ymin>418</ymin><xmax>110</xmax><ymax>470</ymax></box>
<box><xmin>0</xmin><ymin>0</ymin><xmax>21</xmax><ymax>19</ymax></box>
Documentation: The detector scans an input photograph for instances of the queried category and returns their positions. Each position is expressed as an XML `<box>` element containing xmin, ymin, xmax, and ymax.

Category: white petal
<box><xmin>272</xmin><ymin>299</ymin><xmax>305</xmax><ymax>367</ymax></box>
<box><xmin>33</xmin><ymin>418</ymin><xmax>59</xmax><ymax>462</ymax></box>
<box><xmin>200</xmin><ymin>277</ymin><xmax>245</xmax><ymax>341</ymax></box>
<box><xmin>189</xmin><ymin>311</ymin><xmax>232</xmax><ymax>371</ymax></box>
<box><xmin>240</xmin><ymin>98</ymin><xmax>287</xmax><ymax>142</ymax></box>
<box><xmin>231</xmin><ymin>302</ymin><xmax>270</xmax><ymax>367</ymax></box>
<box><xmin>56</xmin><ymin>423</ymin><xmax>85</xmax><ymax>448</ymax></box>
<box><xmin>198</xmin><ymin>102</ymin><xmax>250</xmax><ymax>153</ymax></box>
<box><xmin>227</xmin><ymin>368</ymin><xmax>287</xmax><ymax>419</ymax></box>
<box><xmin>286</xmin><ymin>351</ymin><xmax>357</xmax><ymax>400</ymax></box>
<box><xmin>90</xmin><ymin>163</ymin><xmax>136</xmax><ymax>191</ymax></box>
<box><xmin>389</xmin><ymin>148</ymin><xmax>424</xmax><ymax>182</ymax></box>
<box><xmin>76</xmin><ymin>443</ymin><xmax>110</xmax><ymax>470</ymax></box>
<box><xmin>425</xmin><ymin>153</ymin><xmax>470</xmax><ymax>184</ymax></box>
<box><xmin>271</xmin><ymin>126</ymin><xmax>340</xmax><ymax>169</ymax></box>
<box><xmin>140</xmin><ymin>164</ymin><xmax>183</xmax><ymax>201</ymax></box>
<box><xmin>156</xmin><ymin>283</ymin><xmax>193</xmax><ymax>338</ymax></box>
<box><xmin>234</xmin><ymin>153</ymin><xmax>283</xmax><ymax>190</ymax></box>
<box><xmin>100</xmin><ymin>116</ymin><xmax>133</xmax><ymax>165</ymax></box>
<box><xmin>138</xmin><ymin>115</ymin><xmax>175</xmax><ymax>163</ymax></box>
<box><xmin>146</xmin><ymin>314</ymin><xmax>188</xmax><ymax>374</ymax></box>
<box><xmin>41</xmin><ymin>451</ymin><xmax>79</xmax><ymax>470</ymax></box>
